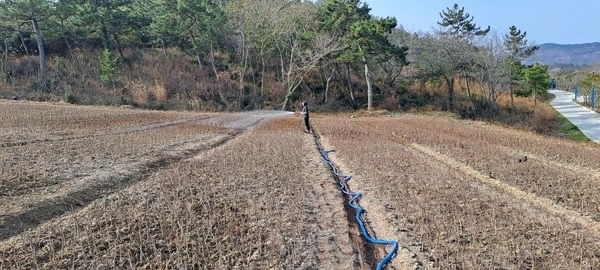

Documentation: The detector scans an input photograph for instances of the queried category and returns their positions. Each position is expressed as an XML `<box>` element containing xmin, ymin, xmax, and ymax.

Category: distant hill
<box><xmin>523</xmin><ymin>42</ymin><xmax>600</xmax><ymax>66</ymax></box>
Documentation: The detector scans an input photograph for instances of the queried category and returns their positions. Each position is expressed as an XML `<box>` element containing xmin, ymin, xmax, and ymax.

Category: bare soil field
<box><xmin>3</xmin><ymin>100</ymin><xmax>600</xmax><ymax>269</ymax></box>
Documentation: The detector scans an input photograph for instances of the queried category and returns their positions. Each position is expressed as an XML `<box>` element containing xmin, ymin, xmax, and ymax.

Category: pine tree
<box><xmin>319</xmin><ymin>0</ymin><xmax>407</xmax><ymax>110</ymax></box>
<box><xmin>433</xmin><ymin>3</ymin><xmax>489</xmax><ymax>109</ymax></box>
<box><xmin>504</xmin><ymin>25</ymin><xmax>539</xmax><ymax>110</ymax></box>
<box><xmin>438</xmin><ymin>3</ymin><xmax>490</xmax><ymax>39</ymax></box>
<box><xmin>0</xmin><ymin>0</ymin><xmax>53</xmax><ymax>77</ymax></box>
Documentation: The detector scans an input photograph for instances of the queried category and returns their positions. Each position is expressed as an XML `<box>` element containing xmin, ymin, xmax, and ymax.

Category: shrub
<box><xmin>63</xmin><ymin>90</ymin><xmax>76</xmax><ymax>104</ymax></box>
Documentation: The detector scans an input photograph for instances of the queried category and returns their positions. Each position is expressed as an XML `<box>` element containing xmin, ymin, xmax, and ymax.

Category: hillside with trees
<box><xmin>0</xmin><ymin>0</ymin><xmax>573</xmax><ymax>134</ymax></box>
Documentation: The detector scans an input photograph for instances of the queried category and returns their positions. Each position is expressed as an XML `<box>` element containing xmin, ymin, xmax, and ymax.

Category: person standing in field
<box><xmin>301</xmin><ymin>101</ymin><xmax>311</xmax><ymax>134</ymax></box>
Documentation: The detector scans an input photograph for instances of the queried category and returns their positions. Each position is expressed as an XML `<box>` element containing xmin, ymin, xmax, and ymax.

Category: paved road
<box><xmin>549</xmin><ymin>89</ymin><xmax>600</xmax><ymax>142</ymax></box>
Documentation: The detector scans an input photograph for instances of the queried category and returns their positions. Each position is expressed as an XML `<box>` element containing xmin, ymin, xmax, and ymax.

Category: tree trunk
<box><xmin>18</xmin><ymin>28</ymin><xmax>29</xmax><ymax>56</ymax></box>
<box><xmin>160</xmin><ymin>39</ymin><xmax>166</xmax><ymax>56</ymax></box>
<box><xmin>302</xmin><ymin>80</ymin><xmax>313</xmax><ymax>99</ymax></box>
<box><xmin>444</xmin><ymin>76</ymin><xmax>454</xmax><ymax>110</ymax></box>
<box><xmin>465</xmin><ymin>76</ymin><xmax>471</xmax><ymax>98</ymax></box>
<box><xmin>100</xmin><ymin>20</ymin><xmax>111</xmax><ymax>51</ymax></box>
<box><xmin>358</xmin><ymin>45</ymin><xmax>373</xmax><ymax>110</ymax></box>
<box><xmin>324</xmin><ymin>66</ymin><xmax>335</xmax><ymax>103</ymax></box>
<box><xmin>508</xmin><ymin>66</ymin><xmax>515</xmax><ymax>112</ymax></box>
<box><xmin>346</xmin><ymin>64</ymin><xmax>355</xmax><ymax>103</ymax></box>
<box><xmin>363</xmin><ymin>56</ymin><xmax>373</xmax><ymax>110</ymax></box>
<box><xmin>237</xmin><ymin>38</ymin><xmax>248</xmax><ymax>109</ymax></box>
<box><xmin>61</xmin><ymin>35</ymin><xmax>74</xmax><ymax>61</ymax></box>
<box><xmin>509</xmin><ymin>85</ymin><xmax>515</xmax><ymax>112</ymax></box>
<box><xmin>281</xmin><ymin>80</ymin><xmax>302</xmax><ymax>111</ymax></box>
<box><xmin>208</xmin><ymin>45</ymin><xmax>230</xmax><ymax>109</ymax></box>
<box><xmin>112</xmin><ymin>33</ymin><xmax>125</xmax><ymax>60</ymax></box>
<box><xmin>260</xmin><ymin>53</ymin><xmax>266</xmax><ymax>97</ymax></box>
<box><xmin>2</xmin><ymin>39</ymin><xmax>8</xmax><ymax>83</ymax></box>
<box><xmin>210</xmin><ymin>43</ymin><xmax>219</xmax><ymax>77</ymax></box>
<box><xmin>32</xmin><ymin>18</ymin><xmax>46</xmax><ymax>77</ymax></box>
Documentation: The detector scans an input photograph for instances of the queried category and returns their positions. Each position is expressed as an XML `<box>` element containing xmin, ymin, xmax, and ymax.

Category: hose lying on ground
<box><xmin>314</xmin><ymin>136</ymin><xmax>398</xmax><ymax>270</ymax></box>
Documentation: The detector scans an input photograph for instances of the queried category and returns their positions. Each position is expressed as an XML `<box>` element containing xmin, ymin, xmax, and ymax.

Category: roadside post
<box><xmin>574</xmin><ymin>84</ymin><xmax>578</xmax><ymax>102</ymax></box>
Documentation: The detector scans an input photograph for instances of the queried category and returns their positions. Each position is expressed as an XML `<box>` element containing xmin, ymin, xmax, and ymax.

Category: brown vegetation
<box><xmin>315</xmin><ymin>114</ymin><xmax>600</xmax><ymax>269</ymax></box>
<box><xmin>0</xmin><ymin>101</ymin><xmax>359</xmax><ymax>269</ymax></box>
<box><xmin>2</xmin><ymin>100</ymin><xmax>600</xmax><ymax>269</ymax></box>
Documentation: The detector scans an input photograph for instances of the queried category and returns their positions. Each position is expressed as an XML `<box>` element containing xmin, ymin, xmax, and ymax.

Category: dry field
<box><xmin>315</xmin><ymin>113</ymin><xmax>600</xmax><ymax>269</ymax></box>
<box><xmin>2</xmin><ymin>100</ymin><xmax>600</xmax><ymax>269</ymax></box>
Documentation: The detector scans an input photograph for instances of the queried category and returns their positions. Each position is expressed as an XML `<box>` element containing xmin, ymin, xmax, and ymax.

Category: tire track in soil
<box><xmin>314</xmin><ymin>134</ymin><xmax>418</xmax><ymax>269</ymax></box>
<box><xmin>0</xmin><ymin>111</ymin><xmax>291</xmax><ymax>241</ymax></box>
<box><xmin>403</xmin><ymin>141</ymin><xmax>600</xmax><ymax>238</ymax></box>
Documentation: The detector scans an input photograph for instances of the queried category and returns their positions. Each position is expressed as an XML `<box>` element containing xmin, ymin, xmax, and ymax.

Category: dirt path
<box><xmin>315</xmin><ymin>135</ymin><xmax>420</xmax><ymax>270</ymax></box>
<box><xmin>300</xmin><ymin>133</ymin><xmax>359</xmax><ymax>269</ymax></box>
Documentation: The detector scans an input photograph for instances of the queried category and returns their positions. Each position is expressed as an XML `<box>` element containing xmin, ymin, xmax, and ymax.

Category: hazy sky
<box><xmin>364</xmin><ymin>1</ymin><xmax>600</xmax><ymax>45</ymax></box>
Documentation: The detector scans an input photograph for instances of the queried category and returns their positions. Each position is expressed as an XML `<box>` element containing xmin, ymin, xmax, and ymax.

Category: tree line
<box><xmin>0</xmin><ymin>0</ymin><xmax>549</xmax><ymax>115</ymax></box>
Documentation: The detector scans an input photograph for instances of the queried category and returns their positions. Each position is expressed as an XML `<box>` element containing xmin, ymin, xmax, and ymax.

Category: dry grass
<box><xmin>0</xmin><ymin>101</ymin><xmax>357</xmax><ymax>269</ymax></box>
<box><xmin>4</xmin><ymin>100</ymin><xmax>600</xmax><ymax>269</ymax></box>
<box><xmin>315</xmin><ymin>114</ymin><xmax>600</xmax><ymax>269</ymax></box>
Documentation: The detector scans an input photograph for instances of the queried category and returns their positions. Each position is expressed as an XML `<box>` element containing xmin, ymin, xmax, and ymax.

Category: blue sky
<box><xmin>364</xmin><ymin>1</ymin><xmax>600</xmax><ymax>45</ymax></box>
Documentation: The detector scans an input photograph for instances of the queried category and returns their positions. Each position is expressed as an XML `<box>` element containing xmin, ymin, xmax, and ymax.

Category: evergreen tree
<box><xmin>438</xmin><ymin>3</ymin><xmax>490</xmax><ymax>39</ymax></box>
<box><xmin>0</xmin><ymin>0</ymin><xmax>54</xmax><ymax>76</ymax></box>
<box><xmin>100</xmin><ymin>48</ymin><xmax>119</xmax><ymax>101</ymax></box>
<box><xmin>524</xmin><ymin>62</ymin><xmax>550</xmax><ymax>111</ymax></box>
<box><xmin>504</xmin><ymin>25</ymin><xmax>539</xmax><ymax>110</ymax></box>
<box><xmin>58</xmin><ymin>0</ymin><xmax>150</xmax><ymax>60</ymax></box>
<box><xmin>319</xmin><ymin>0</ymin><xmax>406</xmax><ymax>110</ymax></box>
<box><xmin>430</xmin><ymin>3</ymin><xmax>489</xmax><ymax>109</ymax></box>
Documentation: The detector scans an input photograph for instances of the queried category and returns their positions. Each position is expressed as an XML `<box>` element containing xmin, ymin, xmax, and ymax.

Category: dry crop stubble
<box><xmin>0</xmin><ymin>112</ymin><xmax>360</xmax><ymax>269</ymax></box>
<box><xmin>1</xmin><ymin>122</ymin><xmax>231</xmax><ymax>239</ymax></box>
<box><xmin>8</xmin><ymin>99</ymin><xmax>600</xmax><ymax>269</ymax></box>
<box><xmin>374</xmin><ymin>115</ymin><xmax>600</xmax><ymax>222</ymax></box>
<box><xmin>1</xmin><ymin>101</ymin><xmax>238</xmax><ymax>242</ymax></box>
<box><xmin>1</xmin><ymin>100</ymin><xmax>205</xmax><ymax>145</ymax></box>
<box><xmin>314</xmin><ymin>114</ymin><xmax>600</xmax><ymax>269</ymax></box>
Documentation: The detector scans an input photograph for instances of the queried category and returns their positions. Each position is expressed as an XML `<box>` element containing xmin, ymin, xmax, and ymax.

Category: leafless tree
<box><xmin>473</xmin><ymin>31</ymin><xmax>512</xmax><ymax>116</ymax></box>
<box><xmin>410</xmin><ymin>32</ymin><xmax>475</xmax><ymax>110</ymax></box>
<box><xmin>275</xmin><ymin>2</ymin><xmax>344</xmax><ymax>110</ymax></box>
